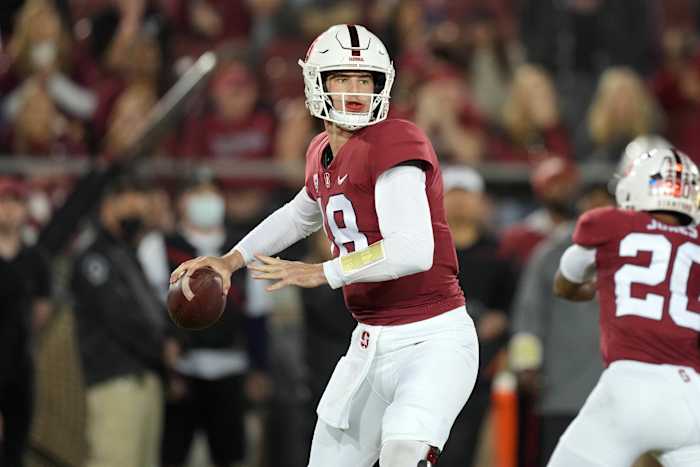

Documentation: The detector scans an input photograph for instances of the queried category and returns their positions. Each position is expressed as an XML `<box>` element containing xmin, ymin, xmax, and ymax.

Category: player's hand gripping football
<box><xmin>169</xmin><ymin>251</ymin><xmax>244</xmax><ymax>299</ymax></box>
<box><xmin>249</xmin><ymin>255</ymin><xmax>327</xmax><ymax>291</ymax></box>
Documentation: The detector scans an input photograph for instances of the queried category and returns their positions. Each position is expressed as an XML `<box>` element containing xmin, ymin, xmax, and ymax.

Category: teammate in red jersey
<box><xmin>170</xmin><ymin>24</ymin><xmax>478</xmax><ymax>467</ymax></box>
<box><xmin>548</xmin><ymin>147</ymin><xmax>700</xmax><ymax>467</ymax></box>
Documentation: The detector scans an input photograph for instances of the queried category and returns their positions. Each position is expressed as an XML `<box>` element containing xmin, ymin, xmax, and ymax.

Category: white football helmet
<box><xmin>616</xmin><ymin>148</ymin><xmax>700</xmax><ymax>224</ymax></box>
<box><xmin>609</xmin><ymin>135</ymin><xmax>673</xmax><ymax>195</ymax></box>
<box><xmin>616</xmin><ymin>134</ymin><xmax>672</xmax><ymax>177</ymax></box>
<box><xmin>298</xmin><ymin>24</ymin><xmax>395</xmax><ymax>131</ymax></box>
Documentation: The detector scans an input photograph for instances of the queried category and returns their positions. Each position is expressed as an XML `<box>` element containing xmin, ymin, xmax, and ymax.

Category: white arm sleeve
<box><xmin>323</xmin><ymin>165</ymin><xmax>434</xmax><ymax>289</ymax></box>
<box><xmin>232</xmin><ymin>187</ymin><xmax>323</xmax><ymax>264</ymax></box>
<box><xmin>559</xmin><ymin>244</ymin><xmax>597</xmax><ymax>283</ymax></box>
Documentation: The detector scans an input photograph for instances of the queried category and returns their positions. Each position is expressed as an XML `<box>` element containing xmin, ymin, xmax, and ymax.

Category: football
<box><xmin>167</xmin><ymin>267</ymin><xmax>225</xmax><ymax>330</ymax></box>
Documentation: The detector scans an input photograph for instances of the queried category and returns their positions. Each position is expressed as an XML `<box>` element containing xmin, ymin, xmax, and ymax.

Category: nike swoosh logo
<box><xmin>319</xmin><ymin>49</ymin><xmax>330</xmax><ymax>54</ymax></box>
<box><xmin>338</xmin><ymin>174</ymin><xmax>349</xmax><ymax>185</ymax></box>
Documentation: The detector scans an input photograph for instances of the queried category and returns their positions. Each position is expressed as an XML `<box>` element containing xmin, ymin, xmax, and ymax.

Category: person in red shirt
<box><xmin>491</xmin><ymin>64</ymin><xmax>572</xmax><ymax>164</ymax></box>
<box><xmin>171</xmin><ymin>24</ymin><xmax>478</xmax><ymax>467</ymax></box>
<box><xmin>549</xmin><ymin>148</ymin><xmax>700</xmax><ymax>467</ymax></box>
<box><xmin>181</xmin><ymin>61</ymin><xmax>275</xmax><ymax>161</ymax></box>
<box><xmin>500</xmin><ymin>157</ymin><xmax>581</xmax><ymax>270</ymax></box>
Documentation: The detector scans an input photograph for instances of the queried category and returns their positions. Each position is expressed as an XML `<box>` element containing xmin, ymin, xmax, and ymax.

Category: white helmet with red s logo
<box><xmin>298</xmin><ymin>24</ymin><xmax>395</xmax><ymax>131</ymax></box>
<box><xmin>616</xmin><ymin>148</ymin><xmax>700</xmax><ymax>224</ymax></box>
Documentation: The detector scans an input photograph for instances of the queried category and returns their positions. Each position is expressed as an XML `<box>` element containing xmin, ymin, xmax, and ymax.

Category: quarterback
<box><xmin>171</xmin><ymin>25</ymin><xmax>478</xmax><ymax>467</ymax></box>
<box><xmin>549</xmin><ymin>148</ymin><xmax>700</xmax><ymax>467</ymax></box>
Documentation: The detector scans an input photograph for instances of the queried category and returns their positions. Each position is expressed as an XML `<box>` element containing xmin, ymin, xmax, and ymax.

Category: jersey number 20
<box><xmin>615</xmin><ymin>233</ymin><xmax>700</xmax><ymax>331</ymax></box>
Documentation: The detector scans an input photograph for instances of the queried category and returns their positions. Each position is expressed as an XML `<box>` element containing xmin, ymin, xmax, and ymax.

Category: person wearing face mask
<box><xmin>161</xmin><ymin>178</ymin><xmax>270</xmax><ymax>467</ymax></box>
<box><xmin>2</xmin><ymin>0</ymin><xmax>98</xmax><ymax>128</ymax></box>
<box><xmin>70</xmin><ymin>178</ymin><xmax>173</xmax><ymax>467</ymax></box>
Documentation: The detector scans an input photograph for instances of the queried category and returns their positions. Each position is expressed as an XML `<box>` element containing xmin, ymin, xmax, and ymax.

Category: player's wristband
<box><xmin>340</xmin><ymin>241</ymin><xmax>386</xmax><ymax>275</ymax></box>
<box><xmin>323</xmin><ymin>241</ymin><xmax>388</xmax><ymax>289</ymax></box>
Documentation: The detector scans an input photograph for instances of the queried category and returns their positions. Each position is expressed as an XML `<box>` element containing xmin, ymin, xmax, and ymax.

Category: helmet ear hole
<box><xmin>320</xmin><ymin>71</ymin><xmax>331</xmax><ymax>92</ymax></box>
<box><xmin>372</xmin><ymin>71</ymin><xmax>386</xmax><ymax>94</ymax></box>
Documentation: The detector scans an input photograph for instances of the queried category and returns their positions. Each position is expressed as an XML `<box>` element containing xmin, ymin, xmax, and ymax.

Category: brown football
<box><xmin>167</xmin><ymin>267</ymin><xmax>225</xmax><ymax>330</ymax></box>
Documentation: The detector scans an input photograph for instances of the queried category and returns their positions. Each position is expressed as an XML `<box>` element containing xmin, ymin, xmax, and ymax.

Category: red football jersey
<box><xmin>304</xmin><ymin>119</ymin><xmax>465</xmax><ymax>325</ymax></box>
<box><xmin>574</xmin><ymin>207</ymin><xmax>700</xmax><ymax>372</ymax></box>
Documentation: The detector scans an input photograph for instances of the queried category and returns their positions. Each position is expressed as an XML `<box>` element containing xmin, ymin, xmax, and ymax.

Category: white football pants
<box><xmin>547</xmin><ymin>360</ymin><xmax>700</xmax><ymax>467</ymax></box>
<box><xmin>307</xmin><ymin>307</ymin><xmax>479</xmax><ymax>467</ymax></box>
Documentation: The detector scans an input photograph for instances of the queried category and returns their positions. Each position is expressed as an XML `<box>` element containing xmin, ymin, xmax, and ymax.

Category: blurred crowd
<box><xmin>2</xmin><ymin>0</ymin><xmax>700</xmax><ymax>231</ymax></box>
<box><xmin>1</xmin><ymin>0</ymin><xmax>699</xmax><ymax>467</ymax></box>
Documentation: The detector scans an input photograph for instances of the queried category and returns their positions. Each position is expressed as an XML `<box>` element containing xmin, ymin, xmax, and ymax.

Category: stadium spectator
<box><xmin>0</xmin><ymin>177</ymin><xmax>52</xmax><ymax>467</ymax></box>
<box><xmin>70</xmin><ymin>178</ymin><xmax>172</xmax><ymax>467</ymax></box>
<box><xmin>499</xmin><ymin>156</ymin><xmax>580</xmax><ymax>466</ymax></box>
<box><xmin>576</xmin><ymin>67</ymin><xmax>662</xmax><ymax>162</ymax></box>
<box><xmin>10</xmin><ymin>81</ymin><xmax>88</xmax><ymax>156</ymax></box>
<box><xmin>1</xmin><ymin>0</ymin><xmax>98</xmax><ymax>124</ymax></box>
<box><xmin>259</xmin><ymin>38</ymin><xmax>308</xmax><ymax>104</ymax></box>
<box><xmin>138</xmin><ymin>183</ymin><xmax>176</xmax><ymax>303</ymax></box>
<box><xmin>440</xmin><ymin>166</ymin><xmax>517</xmax><ymax>467</ymax></box>
<box><xmin>490</xmin><ymin>64</ymin><xmax>572</xmax><ymax>164</ymax></box>
<box><xmin>414</xmin><ymin>72</ymin><xmax>485</xmax><ymax>165</ymax></box>
<box><xmin>101</xmin><ymin>82</ymin><xmax>157</xmax><ymax>158</ymax></box>
<box><xmin>90</xmin><ymin>1</ymin><xmax>168</xmax><ymax>87</ymax></box>
<box><xmin>273</xmin><ymin>97</ymin><xmax>317</xmax><ymax>187</ymax></box>
<box><xmin>0</xmin><ymin>0</ymin><xmax>92</xmax><ymax>156</ymax></box>
<box><xmin>520</xmin><ymin>0</ymin><xmax>658</xmax><ymax>132</ymax></box>
<box><xmin>499</xmin><ymin>157</ymin><xmax>581</xmax><ymax>270</ymax></box>
<box><xmin>508</xmin><ymin>184</ymin><xmax>611</xmax><ymax>466</ymax></box>
<box><xmin>462</xmin><ymin>7</ymin><xmax>521</xmax><ymax>123</ymax></box>
<box><xmin>82</xmin><ymin>0</ymin><xmax>170</xmax><ymax>141</ymax></box>
<box><xmin>180</xmin><ymin>60</ymin><xmax>275</xmax><ymax>161</ymax></box>
<box><xmin>162</xmin><ymin>0</ymin><xmax>253</xmax><ymax>61</ymax></box>
<box><xmin>161</xmin><ymin>177</ymin><xmax>270</xmax><ymax>467</ymax></box>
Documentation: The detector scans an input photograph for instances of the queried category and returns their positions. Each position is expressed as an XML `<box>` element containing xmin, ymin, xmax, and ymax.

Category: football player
<box><xmin>170</xmin><ymin>25</ymin><xmax>478</xmax><ymax>467</ymax></box>
<box><xmin>548</xmin><ymin>148</ymin><xmax>700</xmax><ymax>467</ymax></box>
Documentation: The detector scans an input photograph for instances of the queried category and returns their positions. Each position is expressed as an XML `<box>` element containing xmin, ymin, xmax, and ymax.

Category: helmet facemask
<box><xmin>300</xmin><ymin>63</ymin><xmax>394</xmax><ymax>131</ymax></box>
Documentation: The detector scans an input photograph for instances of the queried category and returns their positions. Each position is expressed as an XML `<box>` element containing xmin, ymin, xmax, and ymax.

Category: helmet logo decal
<box><xmin>335</xmin><ymin>25</ymin><xmax>370</xmax><ymax>57</ymax></box>
<box><xmin>348</xmin><ymin>25</ymin><xmax>361</xmax><ymax>57</ymax></box>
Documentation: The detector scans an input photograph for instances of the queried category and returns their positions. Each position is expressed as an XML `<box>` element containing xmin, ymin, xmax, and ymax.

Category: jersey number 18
<box><xmin>324</xmin><ymin>194</ymin><xmax>368</xmax><ymax>255</ymax></box>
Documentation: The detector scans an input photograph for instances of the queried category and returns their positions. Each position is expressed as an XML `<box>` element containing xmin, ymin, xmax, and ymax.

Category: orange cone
<box><xmin>492</xmin><ymin>371</ymin><xmax>518</xmax><ymax>467</ymax></box>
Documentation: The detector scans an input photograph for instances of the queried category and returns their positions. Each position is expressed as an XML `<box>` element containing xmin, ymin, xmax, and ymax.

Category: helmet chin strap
<box><xmin>328</xmin><ymin>108</ymin><xmax>372</xmax><ymax>131</ymax></box>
